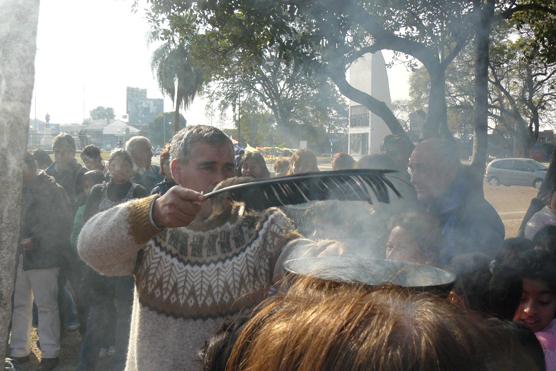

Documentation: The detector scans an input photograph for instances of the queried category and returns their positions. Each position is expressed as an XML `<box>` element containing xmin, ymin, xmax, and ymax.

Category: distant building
<box><xmin>28</xmin><ymin>121</ymin><xmax>88</xmax><ymax>150</ymax></box>
<box><xmin>347</xmin><ymin>52</ymin><xmax>392</xmax><ymax>158</ymax></box>
<box><xmin>126</xmin><ymin>87</ymin><xmax>164</xmax><ymax>128</ymax></box>
<box><xmin>538</xmin><ymin>130</ymin><xmax>554</xmax><ymax>144</ymax></box>
<box><xmin>81</xmin><ymin>119</ymin><xmax>141</xmax><ymax>150</ymax></box>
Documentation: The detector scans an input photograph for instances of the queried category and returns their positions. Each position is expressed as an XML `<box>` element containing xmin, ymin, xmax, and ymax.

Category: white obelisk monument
<box><xmin>348</xmin><ymin>52</ymin><xmax>392</xmax><ymax>158</ymax></box>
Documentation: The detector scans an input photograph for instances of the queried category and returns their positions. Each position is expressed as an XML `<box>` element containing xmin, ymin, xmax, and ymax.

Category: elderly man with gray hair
<box><xmin>78</xmin><ymin>125</ymin><xmax>297</xmax><ymax>370</ymax></box>
<box><xmin>125</xmin><ymin>136</ymin><xmax>163</xmax><ymax>192</ymax></box>
<box><xmin>408</xmin><ymin>138</ymin><xmax>504</xmax><ymax>265</ymax></box>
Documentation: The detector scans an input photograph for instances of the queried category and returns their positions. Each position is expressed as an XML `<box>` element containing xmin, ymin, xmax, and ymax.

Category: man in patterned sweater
<box><xmin>77</xmin><ymin>126</ymin><xmax>296</xmax><ymax>370</ymax></box>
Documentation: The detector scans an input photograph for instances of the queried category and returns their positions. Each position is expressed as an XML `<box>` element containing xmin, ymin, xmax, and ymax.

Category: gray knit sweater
<box><xmin>78</xmin><ymin>195</ymin><xmax>295</xmax><ymax>370</ymax></box>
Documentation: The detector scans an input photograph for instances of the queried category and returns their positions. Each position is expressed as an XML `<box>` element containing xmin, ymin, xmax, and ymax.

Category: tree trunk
<box><xmin>470</xmin><ymin>0</ymin><xmax>495</xmax><ymax>187</ymax></box>
<box><xmin>423</xmin><ymin>67</ymin><xmax>450</xmax><ymax>139</ymax></box>
<box><xmin>513</xmin><ymin>119</ymin><xmax>532</xmax><ymax>157</ymax></box>
<box><xmin>0</xmin><ymin>0</ymin><xmax>40</xmax><ymax>359</ymax></box>
<box><xmin>173</xmin><ymin>89</ymin><xmax>182</xmax><ymax>135</ymax></box>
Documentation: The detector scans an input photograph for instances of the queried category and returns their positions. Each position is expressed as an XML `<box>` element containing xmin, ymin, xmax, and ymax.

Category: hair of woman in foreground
<box><xmin>223</xmin><ymin>277</ymin><xmax>544</xmax><ymax>371</ymax></box>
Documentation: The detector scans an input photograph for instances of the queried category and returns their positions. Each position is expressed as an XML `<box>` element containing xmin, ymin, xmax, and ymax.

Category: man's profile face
<box><xmin>408</xmin><ymin>143</ymin><xmax>455</xmax><ymax>202</ymax></box>
<box><xmin>171</xmin><ymin>141</ymin><xmax>235</xmax><ymax>194</ymax></box>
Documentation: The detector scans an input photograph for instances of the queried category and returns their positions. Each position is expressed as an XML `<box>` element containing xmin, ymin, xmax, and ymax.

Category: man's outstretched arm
<box><xmin>78</xmin><ymin>187</ymin><xmax>203</xmax><ymax>276</ymax></box>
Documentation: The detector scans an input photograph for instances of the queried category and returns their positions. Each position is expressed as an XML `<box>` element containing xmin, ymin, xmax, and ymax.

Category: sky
<box><xmin>32</xmin><ymin>0</ymin><xmax>412</xmax><ymax>127</ymax></box>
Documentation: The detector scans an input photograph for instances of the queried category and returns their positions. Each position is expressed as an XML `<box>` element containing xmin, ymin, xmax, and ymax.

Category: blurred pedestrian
<box><xmin>125</xmin><ymin>136</ymin><xmax>162</xmax><ymax>193</ymax></box>
<box><xmin>46</xmin><ymin>133</ymin><xmax>87</xmax><ymax>208</ymax></box>
<box><xmin>45</xmin><ymin>133</ymin><xmax>86</xmax><ymax>332</ymax></box>
<box><xmin>9</xmin><ymin>153</ymin><xmax>72</xmax><ymax>371</ymax></box>
<box><xmin>80</xmin><ymin>144</ymin><xmax>106</xmax><ymax>173</ymax></box>
<box><xmin>273</xmin><ymin>159</ymin><xmax>290</xmax><ymax>177</ymax></box>
<box><xmin>331</xmin><ymin>152</ymin><xmax>355</xmax><ymax>171</ymax></box>
<box><xmin>408</xmin><ymin>139</ymin><xmax>504</xmax><ymax>264</ymax></box>
<box><xmin>78</xmin><ymin>150</ymin><xmax>147</xmax><ymax>371</ymax></box>
<box><xmin>32</xmin><ymin>149</ymin><xmax>52</xmax><ymax>170</ymax></box>
<box><xmin>288</xmin><ymin>149</ymin><xmax>319</xmax><ymax>175</ymax></box>
<box><xmin>241</xmin><ymin>152</ymin><xmax>270</xmax><ymax>179</ymax></box>
<box><xmin>525</xmin><ymin>191</ymin><xmax>556</xmax><ymax>241</ymax></box>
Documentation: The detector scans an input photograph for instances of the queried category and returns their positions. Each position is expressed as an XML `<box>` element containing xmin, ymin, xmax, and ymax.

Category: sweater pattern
<box><xmin>134</xmin><ymin>207</ymin><xmax>291</xmax><ymax>320</ymax></box>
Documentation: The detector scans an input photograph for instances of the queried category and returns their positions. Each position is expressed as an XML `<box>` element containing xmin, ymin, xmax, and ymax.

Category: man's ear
<box><xmin>170</xmin><ymin>159</ymin><xmax>180</xmax><ymax>182</ymax></box>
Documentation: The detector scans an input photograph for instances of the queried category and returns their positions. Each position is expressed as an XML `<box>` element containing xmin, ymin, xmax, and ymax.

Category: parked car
<box><xmin>485</xmin><ymin>158</ymin><xmax>547</xmax><ymax>189</ymax></box>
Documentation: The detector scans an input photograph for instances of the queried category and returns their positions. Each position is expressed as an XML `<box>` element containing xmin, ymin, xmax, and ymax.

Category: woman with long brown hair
<box><xmin>225</xmin><ymin>277</ymin><xmax>543</xmax><ymax>371</ymax></box>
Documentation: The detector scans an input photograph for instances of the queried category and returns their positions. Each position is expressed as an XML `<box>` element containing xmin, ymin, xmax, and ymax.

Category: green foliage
<box><xmin>144</xmin><ymin>0</ymin><xmax>348</xmax><ymax>142</ymax></box>
<box><xmin>409</xmin><ymin>18</ymin><xmax>556</xmax><ymax>156</ymax></box>
<box><xmin>90</xmin><ymin>106</ymin><xmax>115</xmax><ymax>120</ymax></box>
<box><xmin>148</xmin><ymin>111</ymin><xmax>187</xmax><ymax>147</ymax></box>
<box><xmin>141</xmin><ymin>0</ymin><xmax>483</xmax><ymax>138</ymax></box>
<box><xmin>151</xmin><ymin>32</ymin><xmax>204</xmax><ymax>133</ymax></box>
<box><xmin>510</xmin><ymin>0</ymin><xmax>556</xmax><ymax>64</ymax></box>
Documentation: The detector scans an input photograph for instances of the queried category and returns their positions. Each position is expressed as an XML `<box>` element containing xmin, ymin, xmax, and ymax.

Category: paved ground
<box><xmin>484</xmin><ymin>184</ymin><xmax>537</xmax><ymax>237</ymax></box>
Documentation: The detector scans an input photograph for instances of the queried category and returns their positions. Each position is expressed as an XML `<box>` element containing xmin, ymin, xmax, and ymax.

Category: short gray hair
<box><xmin>170</xmin><ymin>125</ymin><xmax>232</xmax><ymax>163</ymax></box>
<box><xmin>125</xmin><ymin>136</ymin><xmax>152</xmax><ymax>153</ymax></box>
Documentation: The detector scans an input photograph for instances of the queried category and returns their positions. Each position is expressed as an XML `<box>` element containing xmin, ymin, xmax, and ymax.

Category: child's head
<box><xmin>385</xmin><ymin>212</ymin><xmax>440</xmax><ymax>265</ymax></box>
<box><xmin>108</xmin><ymin>149</ymin><xmax>134</xmax><ymax>184</ymax></box>
<box><xmin>495</xmin><ymin>238</ymin><xmax>535</xmax><ymax>268</ymax></box>
<box><xmin>448</xmin><ymin>253</ymin><xmax>492</xmax><ymax>314</ymax></box>
<box><xmin>513</xmin><ymin>249</ymin><xmax>556</xmax><ymax>332</ymax></box>
<box><xmin>273</xmin><ymin>159</ymin><xmax>290</xmax><ymax>177</ymax></box>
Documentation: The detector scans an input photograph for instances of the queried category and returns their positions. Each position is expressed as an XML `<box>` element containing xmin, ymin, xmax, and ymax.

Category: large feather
<box><xmin>204</xmin><ymin>169</ymin><xmax>401</xmax><ymax>209</ymax></box>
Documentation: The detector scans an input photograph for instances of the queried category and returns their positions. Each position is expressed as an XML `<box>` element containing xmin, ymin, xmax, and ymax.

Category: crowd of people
<box><xmin>7</xmin><ymin>125</ymin><xmax>556</xmax><ymax>371</ymax></box>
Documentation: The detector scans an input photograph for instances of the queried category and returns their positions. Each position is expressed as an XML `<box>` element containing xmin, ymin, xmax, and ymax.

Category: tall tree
<box><xmin>201</xmin><ymin>46</ymin><xmax>347</xmax><ymax>144</ymax></box>
<box><xmin>191</xmin><ymin>0</ymin><xmax>480</xmax><ymax>139</ymax></box>
<box><xmin>410</xmin><ymin>22</ymin><xmax>556</xmax><ymax>159</ymax></box>
<box><xmin>151</xmin><ymin>40</ymin><xmax>203</xmax><ymax>133</ymax></box>
<box><xmin>470</xmin><ymin>0</ymin><xmax>495</xmax><ymax>180</ymax></box>
<box><xmin>0</xmin><ymin>0</ymin><xmax>40</xmax><ymax>360</ymax></box>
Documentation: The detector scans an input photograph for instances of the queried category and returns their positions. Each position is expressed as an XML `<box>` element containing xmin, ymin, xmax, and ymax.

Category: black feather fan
<box><xmin>204</xmin><ymin>169</ymin><xmax>401</xmax><ymax>210</ymax></box>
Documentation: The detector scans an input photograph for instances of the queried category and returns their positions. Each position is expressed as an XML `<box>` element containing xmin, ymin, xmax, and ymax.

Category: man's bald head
<box><xmin>409</xmin><ymin>139</ymin><xmax>461</xmax><ymax>201</ymax></box>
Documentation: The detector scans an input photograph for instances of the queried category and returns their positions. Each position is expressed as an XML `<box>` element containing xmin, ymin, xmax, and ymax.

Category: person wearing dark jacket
<box><xmin>9</xmin><ymin>153</ymin><xmax>73</xmax><ymax>371</ymax></box>
<box><xmin>150</xmin><ymin>144</ymin><xmax>175</xmax><ymax>195</ymax></box>
<box><xmin>45</xmin><ymin>132</ymin><xmax>86</xmax><ymax>333</ymax></box>
<box><xmin>408</xmin><ymin>139</ymin><xmax>505</xmax><ymax>266</ymax></box>
<box><xmin>78</xmin><ymin>149</ymin><xmax>147</xmax><ymax>371</ymax></box>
